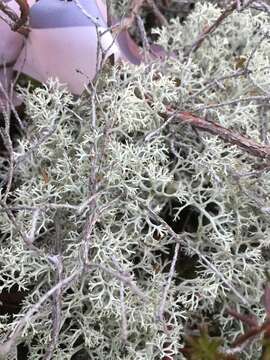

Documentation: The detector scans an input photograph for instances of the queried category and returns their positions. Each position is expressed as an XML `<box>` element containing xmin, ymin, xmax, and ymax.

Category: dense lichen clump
<box><xmin>1</xmin><ymin>2</ymin><xmax>270</xmax><ymax>359</ymax></box>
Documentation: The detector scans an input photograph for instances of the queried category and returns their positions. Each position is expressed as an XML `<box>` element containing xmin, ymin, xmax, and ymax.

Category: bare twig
<box><xmin>173</xmin><ymin>110</ymin><xmax>270</xmax><ymax>160</ymax></box>
<box><xmin>192</xmin><ymin>248</ymin><xmax>249</xmax><ymax>305</ymax></box>
<box><xmin>186</xmin><ymin>1</ymin><xmax>237</xmax><ymax>56</ymax></box>
<box><xmin>136</xmin><ymin>15</ymin><xmax>151</xmax><ymax>62</ymax></box>
<box><xmin>186</xmin><ymin>0</ymin><xmax>255</xmax><ymax>56</ymax></box>
<box><xmin>15</xmin><ymin>119</ymin><xmax>59</xmax><ymax>165</ymax></box>
<box><xmin>195</xmin><ymin>94</ymin><xmax>270</xmax><ymax>111</ymax></box>
<box><xmin>190</xmin><ymin>69</ymin><xmax>251</xmax><ymax>99</ymax></box>
<box><xmin>0</xmin><ymin>256</ymin><xmax>147</xmax><ymax>358</ymax></box>
<box><xmin>258</xmin><ymin>100</ymin><xmax>270</xmax><ymax>144</ymax></box>
<box><xmin>144</xmin><ymin>113</ymin><xmax>176</xmax><ymax>142</ymax></box>
<box><xmin>0</xmin><ymin>106</ymin><xmax>14</xmax><ymax>203</ymax></box>
<box><xmin>0</xmin><ymin>269</ymin><xmax>79</xmax><ymax>358</ymax></box>
<box><xmin>13</xmin><ymin>0</ymin><xmax>29</xmax><ymax>30</ymax></box>
<box><xmin>245</xmin><ymin>31</ymin><xmax>269</xmax><ymax>71</ymax></box>
<box><xmin>120</xmin><ymin>282</ymin><xmax>128</xmax><ymax>343</ymax></box>
<box><xmin>157</xmin><ymin>242</ymin><xmax>180</xmax><ymax>323</ymax></box>
<box><xmin>0</xmin><ymin>0</ymin><xmax>29</xmax><ymax>35</ymax></box>
<box><xmin>43</xmin><ymin>255</ymin><xmax>63</xmax><ymax>360</ymax></box>
<box><xmin>95</xmin><ymin>262</ymin><xmax>147</xmax><ymax>301</ymax></box>
<box><xmin>0</xmin><ymin>193</ymin><xmax>104</xmax><ymax>214</ymax></box>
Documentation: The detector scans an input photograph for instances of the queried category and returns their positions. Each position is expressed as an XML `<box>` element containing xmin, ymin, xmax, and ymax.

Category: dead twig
<box><xmin>156</xmin><ymin>242</ymin><xmax>180</xmax><ymax>323</ymax></box>
<box><xmin>0</xmin><ymin>269</ymin><xmax>79</xmax><ymax>358</ymax></box>
<box><xmin>190</xmin><ymin>69</ymin><xmax>251</xmax><ymax>99</ymax></box>
<box><xmin>95</xmin><ymin>262</ymin><xmax>147</xmax><ymax>301</ymax></box>
<box><xmin>195</xmin><ymin>94</ymin><xmax>270</xmax><ymax>111</ymax></box>
<box><xmin>136</xmin><ymin>14</ymin><xmax>151</xmax><ymax>62</ymax></box>
<box><xmin>173</xmin><ymin>110</ymin><xmax>270</xmax><ymax>160</ymax></box>
<box><xmin>186</xmin><ymin>1</ymin><xmax>237</xmax><ymax>56</ymax></box>
<box><xmin>43</xmin><ymin>255</ymin><xmax>63</xmax><ymax>360</ymax></box>
<box><xmin>13</xmin><ymin>0</ymin><xmax>29</xmax><ymax>30</ymax></box>
<box><xmin>186</xmin><ymin>0</ymin><xmax>255</xmax><ymax>56</ymax></box>
<box><xmin>0</xmin><ymin>106</ymin><xmax>14</xmax><ymax>203</ymax></box>
<box><xmin>120</xmin><ymin>282</ymin><xmax>128</xmax><ymax>343</ymax></box>
<box><xmin>0</xmin><ymin>0</ymin><xmax>29</xmax><ymax>35</ymax></box>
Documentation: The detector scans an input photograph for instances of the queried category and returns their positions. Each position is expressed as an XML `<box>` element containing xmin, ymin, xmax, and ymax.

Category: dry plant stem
<box><xmin>0</xmin><ymin>199</ymin><xmax>43</xmax><ymax>255</ymax></box>
<box><xmin>0</xmin><ymin>259</ymin><xmax>147</xmax><ymax>358</ymax></box>
<box><xmin>196</xmin><ymin>94</ymin><xmax>270</xmax><ymax>111</ymax></box>
<box><xmin>245</xmin><ymin>31</ymin><xmax>269</xmax><ymax>71</ymax></box>
<box><xmin>111</xmin><ymin>0</ymin><xmax>166</xmax><ymax>34</ymax></box>
<box><xmin>227</xmin><ymin>308</ymin><xmax>258</xmax><ymax>328</ymax></box>
<box><xmin>0</xmin><ymin>110</ymin><xmax>14</xmax><ymax>203</ymax></box>
<box><xmin>174</xmin><ymin>111</ymin><xmax>270</xmax><ymax>160</ymax></box>
<box><xmin>157</xmin><ymin>242</ymin><xmax>180</xmax><ymax>323</ymax></box>
<box><xmin>187</xmin><ymin>0</ymin><xmax>255</xmax><ymax>56</ymax></box>
<box><xmin>110</xmin><ymin>256</ymin><xmax>144</xmax><ymax>302</ymax></box>
<box><xmin>228</xmin><ymin>318</ymin><xmax>270</xmax><ymax>349</ymax></box>
<box><xmin>43</xmin><ymin>219</ymin><xmax>64</xmax><ymax>360</ymax></box>
<box><xmin>144</xmin><ymin>113</ymin><xmax>176</xmax><ymax>142</ymax></box>
<box><xmin>0</xmin><ymin>77</ymin><xmax>25</xmax><ymax>130</ymax></box>
<box><xmin>73</xmin><ymin>0</ymin><xmax>101</xmax><ymax>27</ymax></box>
<box><xmin>16</xmin><ymin>118</ymin><xmax>58</xmax><ymax>165</ymax></box>
<box><xmin>13</xmin><ymin>0</ymin><xmax>29</xmax><ymax>30</ymax></box>
<box><xmin>187</xmin><ymin>1</ymin><xmax>237</xmax><ymax>56</ymax></box>
<box><xmin>230</xmin><ymin>165</ymin><xmax>270</xmax><ymax>179</ymax></box>
<box><xmin>126</xmin><ymin>0</ymin><xmax>144</xmax><ymax>27</ymax></box>
<box><xmin>0</xmin><ymin>192</ymin><xmax>104</xmax><ymax>214</ymax></box>
<box><xmin>81</xmin><ymin>86</ymin><xmax>100</xmax><ymax>269</ymax></box>
<box><xmin>258</xmin><ymin>101</ymin><xmax>270</xmax><ymax>144</ymax></box>
<box><xmin>0</xmin><ymin>0</ymin><xmax>29</xmax><ymax>35</ymax></box>
<box><xmin>120</xmin><ymin>282</ymin><xmax>128</xmax><ymax>343</ymax></box>
<box><xmin>0</xmin><ymin>269</ymin><xmax>79</xmax><ymax>359</ymax></box>
<box><xmin>95</xmin><ymin>263</ymin><xmax>147</xmax><ymax>301</ymax></box>
<box><xmin>136</xmin><ymin>14</ymin><xmax>151</xmax><ymax>62</ymax></box>
<box><xmin>43</xmin><ymin>255</ymin><xmax>63</xmax><ymax>360</ymax></box>
<box><xmin>190</xmin><ymin>69</ymin><xmax>251</xmax><ymax>99</ymax></box>
<box><xmin>106</xmin><ymin>0</ymin><xmax>112</xmax><ymax>27</ymax></box>
<box><xmin>81</xmin><ymin>208</ymin><xmax>98</xmax><ymax>268</ymax></box>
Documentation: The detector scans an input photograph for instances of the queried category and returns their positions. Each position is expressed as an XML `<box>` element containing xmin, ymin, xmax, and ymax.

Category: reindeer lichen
<box><xmin>1</xmin><ymin>2</ymin><xmax>270</xmax><ymax>359</ymax></box>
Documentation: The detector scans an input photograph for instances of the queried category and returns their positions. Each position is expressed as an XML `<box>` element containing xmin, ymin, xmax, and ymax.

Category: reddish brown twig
<box><xmin>0</xmin><ymin>0</ymin><xmax>29</xmax><ymax>35</ymax></box>
<box><xmin>174</xmin><ymin>111</ymin><xmax>270</xmax><ymax>160</ymax></box>
<box><xmin>13</xmin><ymin>0</ymin><xmax>29</xmax><ymax>30</ymax></box>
